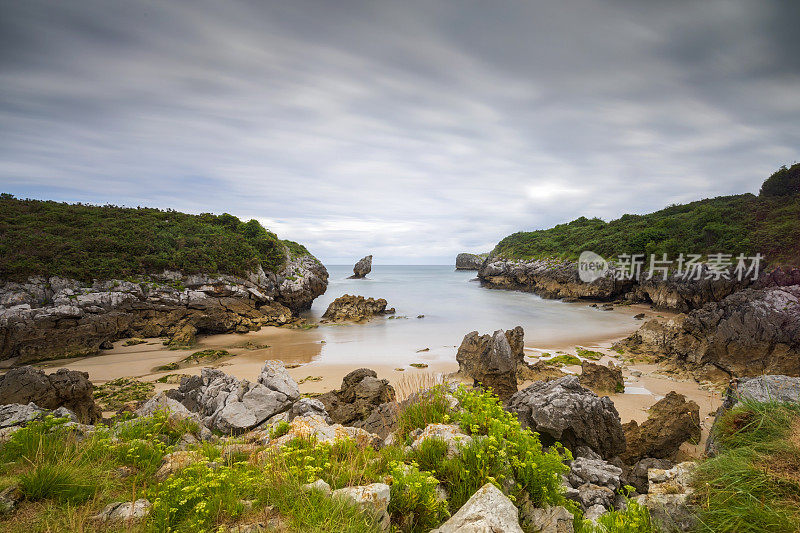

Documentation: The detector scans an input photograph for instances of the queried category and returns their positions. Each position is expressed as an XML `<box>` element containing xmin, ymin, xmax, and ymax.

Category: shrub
<box><xmin>578</xmin><ymin>498</ymin><xmax>656</xmax><ymax>532</ymax></box>
<box><xmin>387</xmin><ymin>461</ymin><xmax>449</xmax><ymax>532</ymax></box>
<box><xmin>760</xmin><ymin>163</ymin><xmax>800</xmax><ymax>197</ymax></box>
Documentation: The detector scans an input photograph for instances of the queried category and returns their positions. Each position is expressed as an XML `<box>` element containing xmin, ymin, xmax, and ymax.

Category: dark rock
<box><xmin>317</xmin><ymin>368</ymin><xmax>396</xmax><ymax>427</ymax></box>
<box><xmin>579</xmin><ymin>361</ymin><xmax>624</xmax><ymax>394</ymax></box>
<box><xmin>357</xmin><ymin>401</ymin><xmax>400</xmax><ymax>439</ymax></box>
<box><xmin>348</xmin><ymin>255</ymin><xmax>372</xmax><ymax>279</ymax></box>
<box><xmin>633</xmin><ymin>313</ymin><xmax>646</xmax><ymax>320</ymax></box>
<box><xmin>288</xmin><ymin>398</ymin><xmax>331</xmax><ymax>424</ymax></box>
<box><xmin>0</xmin><ymin>366</ymin><xmax>99</xmax><ymax>423</ymax></box>
<box><xmin>621</xmin><ymin>392</ymin><xmax>700</xmax><ymax>463</ymax></box>
<box><xmin>627</xmin><ymin>457</ymin><xmax>674</xmax><ymax>494</ymax></box>
<box><xmin>507</xmin><ymin>376</ymin><xmax>625</xmax><ymax>459</ymax></box>
<box><xmin>455</xmin><ymin>253</ymin><xmax>485</xmax><ymax>271</ymax></box>
<box><xmin>456</xmin><ymin>329</ymin><xmax>519</xmax><ymax>401</ymax></box>
<box><xmin>321</xmin><ymin>295</ymin><xmax>392</xmax><ymax>322</ymax></box>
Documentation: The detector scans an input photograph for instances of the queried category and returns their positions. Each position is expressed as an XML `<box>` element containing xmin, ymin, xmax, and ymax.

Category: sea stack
<box><xmin>349</xmin><ymin>255</ymin><xmax>372</xmax><ymax>279</ymax></box>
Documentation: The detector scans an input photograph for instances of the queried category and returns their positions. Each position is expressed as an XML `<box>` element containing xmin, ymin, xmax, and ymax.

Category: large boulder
<box><xmin>321</xmin><ymin>295</ymin><xmax>393</xmax><ymax>322</ymax></box>
<box><xmin>507</xmin><ymin>376</ymin><xmax>625</xmax><ymax>459</ymax></box>
<box><xmin>706</xmin><ymin>375</ymin><xmax>800</xmax><ymax>456</ymax></box>
<box><xmin>456</xmin><ymin>327</ymin><xmax>525</xmax><ymax>401</ymax></box>
<box><xmin>634</xmin><ymin>463</ymin><xmax>698</xmax><ymax>532</ymax></box>
<box><xmin>317</xmin><ymin>368</ymin><xmax>396</xmax><ymax>429</ymax></box>
<box><xmin>332</xmin><ymin>483</ymin><xmax>390</xmax><ymax>530</ymax></box>
<box><xmin>349</xmin><ymin>255</ymin><xmax>373</xmax><ymax>279</ymax></box>
<box><xmin>277</xmin><ymin>254</ymin><xmax>329</xmax><ymax>312</ymax></box>
<box><xmin>0</xmin><ymin>366</ymin><xmax>99</xmax><ymax>423</ymax></box>
<box><xmin>579</xmin><ymin>361</ymin><xmax>624</xmax><ymax>394</ymax></box>
<box><xmin>432</xmin><ymin>483</ymin><xmax>523</xmax><ymax>533</ymax></box>
<box><xmin>455</xmin><ymin>253</ymin><xmax>485</xmax><ymax>271</ymax></box>
<box><xmin>166</xmin><ymin>361</ymin><xmax>299</xmax><ymax>434</ymax></box>
<box><xmin>622</xmin><ymin>392</ymin><xmax>700</xmax><ymax>463</ymax></box>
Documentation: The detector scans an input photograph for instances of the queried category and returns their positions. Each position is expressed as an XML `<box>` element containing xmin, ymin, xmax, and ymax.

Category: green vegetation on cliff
<box><xmin>492</xmin><ymin>164</ymin><xmax>800</xmax><ymax>266</ymax></box>
<box><xmin>0</xmin><ymin>194</ymin><xmax>311</xmax><ymax>281</ymax></box>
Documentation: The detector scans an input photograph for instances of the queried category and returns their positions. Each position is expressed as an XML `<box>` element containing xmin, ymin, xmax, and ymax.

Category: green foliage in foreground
<box><xmin>692</xmin><ymin>400</ymin><xmax>800</xmax><ymax>533</ymax></box>
<box><xmin>0</xmin><ymin>386</ymin><xmax>659</xmax><ymax>533</ymax></box>
<box><xmin>0</xmin><ymin>194</ymin><xmax>313</xmax><ymax>282</ymax></box>
<box><xmin>492</xmin><ymin>165</ymin><xmax>800</xmax><ymax>266</ymax></box>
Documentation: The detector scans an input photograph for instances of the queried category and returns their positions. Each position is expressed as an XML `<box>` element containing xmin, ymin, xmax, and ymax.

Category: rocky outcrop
<box><xmin>348</xmin><ymin>255</ymin><xmax>373</xmax><ymax>279</ymax></box>
<box><xmin>0</xmin><ymin>403</ymin><xmax>78</xmax><ymax>434</ymax></box>
<box><xmin>706</xmin><ymin>375</ymin><xmax>800</xmax><ymax>456</ymax></box>
<box><xmin>166</xmin><ymin>361</ymin><xmax>299</xmax><ymax>434</ymax></box>
<box><xmin>317</xmin><ymin>368</ymin><xmax>396</xmax><ymax>430</ymax></box>
<box><xmin>622</xmin><ymin>285</ymin><xmax>800</xmax><ymax>379</ymax></box>
<box><xmin>621</xmin><ymin>392</ymin><xmax>700</xmax><ymax>463</ymax></box>
<box><xmin>321</xmin><ymin>295</ymin><xmax>394</xmax><ymax>322</ymax></box>
<box><xmin>332</xmin><ymin>483</ymin><xmax>391</xmax><ymax>530</ymax></box>
<box><xmin>634</xmin><ymin>462</ymin><xmax>698</xmax><ymax>532</ymax></box>
<box><xmin>455</xmin><ymin>253</ymin><xmax>485</xmax><ymax>271</ymax></box>
<box><xmin>0</xmin><ymin>366</ymin><xmax>99</xmax><ymax>423</ymax></box>
<box><xmin>479</xmin><ymin>258</ymin><xmax>631</xmax><ymax>301</ymax></box>
<box><xmin>579</xmin><ymin>361</ymin><xmax>624</xmax><ymax>394</ymax></box>
<box><xmin>507</xmin><ymin>376</ymin><xmax>625</xmax><ymax>459</ymax></box>
<box><xmin>0</xmin><ymin>255</ymin><xmax>327</xmax><ymax>363</ymax></box>
<box><xmin>565</xmin><ymin>457</ymin><xmax>624</xmax><ymax>513</ymax></box>
<box><xmin>433</xmin><ymin>483</ymin><xmax>523</xmax><ymax>533</ymax></box>
<box><xmin>456</xmin><ymin>329</ymin><xmax>519</xmax><ymax>401</ymax></box>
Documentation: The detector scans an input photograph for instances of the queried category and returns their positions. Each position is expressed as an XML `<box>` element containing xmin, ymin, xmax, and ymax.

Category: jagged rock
<box><xmin>432</xmin><ymin>483</ymin><xmax>523</xmax><ymax>533</ymax></box>
<box><xmin>358</xmin><ymin>401</ymin><xmax>400</xmax><ymax>439</ymax></box>
<box><xmin>317</xmin><ymin>368</ymin><xmax>396</xmax><ymax>428</ymax></box>
<box><xmin>622</xmin><ymin>285</ymin><xmax>800</xmax><ymax>379</ymax></box>
<box><xmin>627</xmin><ymin>457</ymin><xmax>674</xmax><ymax>494</ymax></box>
<box><xmin>348</xmin><ymin>255</ymin><xmax>373</xmax><ymax>279</ymax></box>
<box><xmin>520</xmin><ymin>504</ymin><xmax>574</xmax><ymax>533</ymax></box>
<box><xmin>411</xmin><ymin>424</ymin><xmax>473</xmax><ymax>457</ymax></box>
<box><xmin>456</xmin><ymin>329</ymin><xmax>519</xmax><ymax>401</ymax></box>
<box><xmin>706</xmin><ymin>375</ymin><xmax>800</xmax><ymax>456</ymax></box>
<box><xmin>0</xmin><ymin>402</ymin><xmax>49</xmax><ymax>429</ymax></box>
<box><xmin>455</xmin><ymin>253</ymin><xmax>485</xmax><ymax>271</ymax></box>
<box><xmin>622</xmin><ymin>392</ymin><xmax>700</xmax><ymax>463</ymax></box>
<box><xmin>288</xmin><ymin>398</ymin><xmax>331</xmax><ymax>423</ymax></box>
<box><xmin>166</xmin><ymin>361</ymin><xmax>299</xmax><ymax>434</ymax></box>
<box><xmin>91</xmin><ymin>499</ymin><xmax>152</xmax><ymax>522</ymax></box>
<box><xmin>584</xmin><ymin>504</ymin><xmax>606</xmax><ymax>522</ymax></box>
<box><xmin>268</xmin><ymin>413</ymin><xmax>380</xmax><ymax>449</ymax></box>
<box><xmin>634</xmin><ymin>463</ymin><xmax>697</xmax><ymax>532</ymax></box>
<box><xmin>0</xmin><ymin>264</ymin><xmax>322</xmax><ymax>362</ymax></box>
<box><xmin>568</xmin><ymin>457</ymin><xmax>623</xmax><ymax>492</ymax></box>
<box><xmin>0</xmin><ymin>366</ymin><xmax>99</xmax><ymax>423</ymax></box>
<box><xmin>575</xmin><ymin>484</ymin><xmax>615</xmax><ymax>510</ymax></box>
<box><xmin>508</xmin><ymin>376</ymin><xmax>625</xmax><ymax>459</ymax></box>
<box><xmin>303</xmin><ymin>478</ymin><xmax>332</xmax><ymax>495</ymax></box>
<box><xmin>321</xmin><ymin>294</ymin><xmax>393</xmax><ymax>322</ymax></box>
<box><xmin>332</xmin><ymin>483</ymin><xmax>390</xmax><ymax>530</ymax></box>
<box><xmin>579</xmin><ymin>361</ymin><xmax>624</xmax><ymax>394</ymax></box>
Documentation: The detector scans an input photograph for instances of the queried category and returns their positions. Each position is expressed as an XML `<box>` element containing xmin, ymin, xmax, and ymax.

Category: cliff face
<box><xmin>455</xmin><ymin>253</ymin><xmax>485</xmax><ymax>270</ymax></box>
<box><xmin>0</xmin><ymin>253</ymin><xmax>328</xmax><ymax>364</ymax></box>
<box><xmin>621</xmin><ymin>284</ymin><xmax>800</xmax><ymax>379</ymax></box>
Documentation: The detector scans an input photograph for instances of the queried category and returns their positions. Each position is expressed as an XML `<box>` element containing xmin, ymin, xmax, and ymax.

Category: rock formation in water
<box><xmin>0</xmin><ymin>365</ymin><xmax>100</xmax><ymax>423</ymax></box>
<box><xmin>455</xmin><ymin>253</ymin><xmax>485</xmax><ymax>270</ymax></box>
<box><xmin>348</xmin><ymin>255</ymin><xmax>372</xmax><ymax>279</ymax></box>
<box><xmin>321</xmin><ymin>294</ymin><xmax>394</xmax><ymax>322</ymax></box>
<box><xmin>621</xmin><ymin>284</ymin><xmax>800</xmax><ymax>379</ymax></box>
<box><xmin>0</xmin><ymin>257</ymin><xmax>328</xmax><ymax>364</ymax></box>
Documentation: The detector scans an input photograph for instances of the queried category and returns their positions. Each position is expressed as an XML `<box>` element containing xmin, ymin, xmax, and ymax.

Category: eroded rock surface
<box><xmin>349</xmin><ymin>255</ymin><xmax>373</xmax><ymax>279</ymax></box>
<box><xmin>321</xmin><ymin>295</ymin><xmax>394</xmax><ymax>322</ymax></box>
<box><xmin>433</xmin><ymin>483</ymin><xmax>523</xmax><ymax>533</ymax></box>
<box><xmin>622</xmin><ymin>392</ymin><xmax>700</xmax><ymax>463</ymax></box>
<box><xmin>456</xmin><ymin>329</ymin><xmax>519</xmax><ymax>401</ymax></box>
<box><xmin>0</xmin><ymin>366</ymin><xmax>99</xmax><ymax>422</ymax></box>
<box><xmin>455</xmin><ymin>253</ymin><xmax>485</xmax><ymax>271</ymax></box>
<box><xmin>317</xmin><ymin>368</ymin><xmax>396</xmax><ymax>430</ymax></box>
<box><xmin>508</xmin><ymin>376</ymin><xmax>625</xmax><ymax>459</ymax></box>
<box><xmin>579</xmin><ymin>361</ymin><xmax>624</xmax><ymax>394</ymax></box>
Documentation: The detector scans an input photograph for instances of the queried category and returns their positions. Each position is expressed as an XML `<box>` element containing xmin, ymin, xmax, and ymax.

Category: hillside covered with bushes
<box><xmin>492</xmin><ymin>164</ymin><xmax>800</xmax><ymax>266</ymax></box>
<box><xmin>0</xmin><ymin>194</ymin><xmax>312</xmax><ymax>282</ymax></box>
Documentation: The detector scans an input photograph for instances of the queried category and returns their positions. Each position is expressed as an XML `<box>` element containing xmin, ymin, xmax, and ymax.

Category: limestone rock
<box><xmin>0</xmin><ymin>485</ymin><xmax>22</xmax><ymax>516</ymax></box>
<box><xmin>91</xmin><ymin>499</ymin><xmax>151</xmax><ymax>522</ymax></box>
<box><xmin>455</xmin><ymin>253</ymin><xmax>485</xmax><ymax>271</ymax></box>
<box><xmin>332</xmin><ymin>483</ymin><xmax>390</xmax><ymax>530</ymax></box>
<box><xmin>456</xmin><ymin>328</ymin><xmax>519</xmax><ymax>401</ymax></box>
<box><xmin>622</xmin><ymin>392</ymin><xmax>700</xmax><ymax>463</ymax></box>
<box><xmin>349</xmin><ymin>255</ymin><xmax>373</xmax><ymax>279</ymax></box>
<box><xmin>508</xmin><ymin>376</ymin><xmax>625</xmax><ymax>459</ymax></box>
<box><xmin>321</xmin><ymin>294</ymin><xmax>393</xmax><ymax>322</ymax></box>
<box><xmin>303</xmin><ymin>478</ymin><xmax>332</xmax><ymax>495</ymax></box>
<box><xmin>568</xmin><ymin>457</ymin><xmax>623</xmax><ymax>492</ymax></box>
<box><xmin>432</xmin><ymin>483</ymin><xmax>523</xmax><ymax>533</ymax></box>
<box><xmin>411</xmin><ymin>423</ymin><xmax>472</xmax><ymax>457</ymax></box>
<box><xmin>277</xmin><ymin>254</ymin><xmax>329</xmax><ymax>312</ymax></box>
<box><xmin>0</xmin><ymin>366</ymin><xmax>99</xmax><ymax>423</ymax></box>
<box><xmin>317</xmin><ymin>368</ymin><xmax>396</xmax><ymax>428</ymax></box>
<box><xmin>521</xmin><ymin>504</ymin><xmax>574</xmax><ymax>533</ymax></box>
<box><xmin>166</xmin><ymin>361</ymin><xmax>298</xmax><ymax>434</ymax></box>
<box><xmin>627</xmin><ymin>457</ymin><xmax>674</xmax><ymax>494</ymax></box>
<box><xmin>579</xmin><ymin>361</ymin><xmax>624</xmax><ymax>394</ymax></box>
<box><xmin>288</xmin><ymin>397</ymin><xmax>331</xmax><ymax>423</ymax></box>
<box><xmin>634</xmin><ymin>462</ymin><xmax>697</xmax><ymax>532</ymax></box>
<box><xmin>268</xmin><ymin>413</ymin><xmax>379</xmax><ymax>449</ymax></box>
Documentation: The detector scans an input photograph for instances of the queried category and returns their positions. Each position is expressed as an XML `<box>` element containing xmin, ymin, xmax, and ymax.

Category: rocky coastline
<box><xmin>454</xmin><ymin>253</ymin><xmax>486</xmax><ymax>271</ymax></box>
<box><xmin>0</xmin><ymin>253</ymin><xmax>328</xmax><ymax>365</ymax></box>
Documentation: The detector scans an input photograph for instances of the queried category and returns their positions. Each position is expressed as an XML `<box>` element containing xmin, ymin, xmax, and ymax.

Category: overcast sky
<box><xmin>1</xmin><ymin>1</ymin><xmax>798</xmax><ymax>264</ymax></box>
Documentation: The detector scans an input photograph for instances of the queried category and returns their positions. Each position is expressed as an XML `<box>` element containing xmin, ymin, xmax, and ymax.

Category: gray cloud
<box><xmin>1</xmin><ymin>0</ymin><xmax>798</xmax><ymax>263</ymax></box>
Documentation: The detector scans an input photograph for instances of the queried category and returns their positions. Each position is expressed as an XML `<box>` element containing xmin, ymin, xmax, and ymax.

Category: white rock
<box><xmin>332</xmin><ymin>483</ymin><xmax>391</xmax><ymax>530</ymax></box>
<box><xmin>432</xmin><ymin>483</ymin><xmax>523</xmax><ymax>533</ymax></box>
<box><xmin>411</xmin><ymin>423</ymin><xmax>472</xmax><ymax>457</ymax></box>
<box><xmin>303</xmin><ymin>478</ymin><xmax>332</xmax><ymax>495</ymax></box>
<box><xmin>91</xmin><ymin>499</ymin><xmax>151</xmax><ymax>522</ymax></box>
